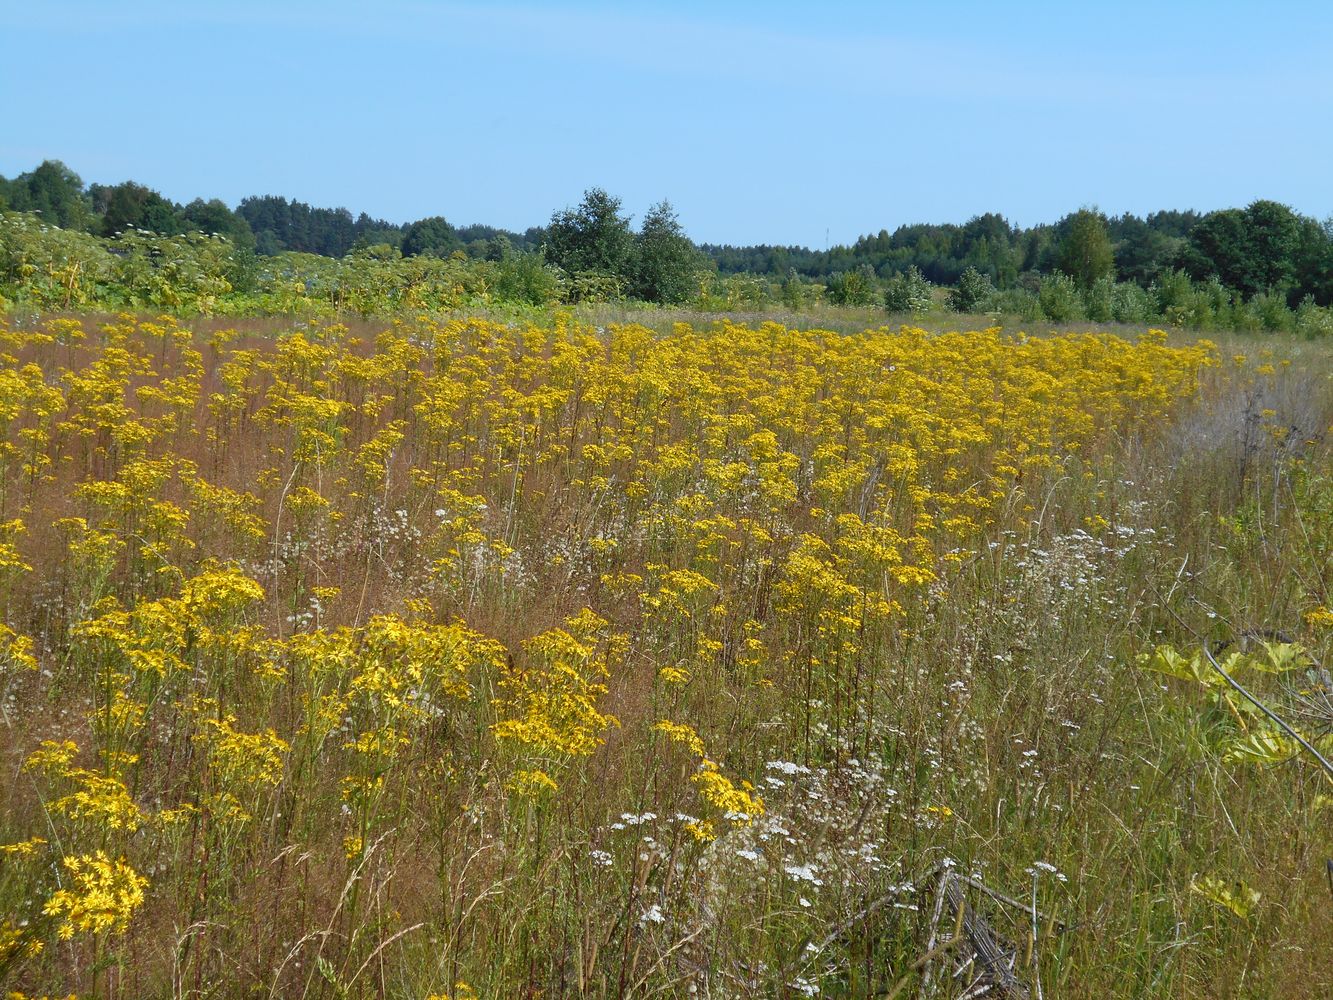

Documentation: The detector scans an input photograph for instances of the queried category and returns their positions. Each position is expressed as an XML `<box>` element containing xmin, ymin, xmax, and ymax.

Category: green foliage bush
<box><xmin>1038</xmin><ymin>272</ymin><xmax>1082</xmax><ymax>322</ymax></box>
<box><xmin>780</xmin><ymin>268</ymin><xmax>812</xmax><ymax>309</ymax></box>
<box><xmin>826</xmin><ymin>264</ymin><xmax>879</xmax><ymax>306</ymax></box>
<box><xmin>1082</xmin><ymin>275</ymin><xmax>1115</xmax><ymax>322</ymax></box>
<box><xmin>1150</xmin><ymin>268</ymin><xmax>1188</xmax><ymax>308</ymax></box>
<box><xmin>1111</xmin><ymin>281</ymin><xmax>1154</xmax><ymax>323</ymax></box>
<box><xmin>948</xmin><ymin>266</ymin><xmax>995</xmax><ymax>312</ymax></box>
<box><xmin>1296</xmin><ymin>296</ymin><xmax>1333</xmax><ymax>339</ymax></box>
<box><xmin>987</xmin><ymin>286</ymin><xmax>1043</xmax><ymax>321</ymax></box>
<box><xmin>495</xmin><ymin>252</ymin><xmax>564</xmax><ymax>307</ymax></box>
<box><xmin>883</xmin><ymin>265</ymin><xmax>932</xmax><ymax>315</ymax></box>
<box><xmin>564</xmin><ymin>270</ymin><xmax>624</xmax><ymax>304</ymax></box>
<box><xmin>1247</xmin><ymin>291</ymin><xmax>1295</xmax><ymax>333</ymax></box>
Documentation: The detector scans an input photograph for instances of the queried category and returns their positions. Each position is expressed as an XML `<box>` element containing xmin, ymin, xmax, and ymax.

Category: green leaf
<box><xmin>1190</xmin><ymin>875</ymin><xmax>1260</xmax><ymax>919</ymax></box>
<box><xmin>1222</xmin><ymin>728</ymin><xmax>1298</xmax><ymax>765</ymax></box>
<box><xmin>1255</xmin><ymin>641</ymin><xmax>1312</xmax><ymax>673</ymax></box>
<box><xmin>315</xmin><ymin>955</ymin><xmax>350</xmax><ymax>998</ymax></box>
<box><xmin>1138</xmin><ymin>644</ymin><xmax>1222</xmax><ymax>687</ymax></box>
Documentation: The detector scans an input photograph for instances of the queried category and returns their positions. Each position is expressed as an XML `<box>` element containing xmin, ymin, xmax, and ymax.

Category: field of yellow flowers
<box><xmin>0</xmin><ymin>312</ymin><xmax>1329</xmax><ymax>998</ymax></box>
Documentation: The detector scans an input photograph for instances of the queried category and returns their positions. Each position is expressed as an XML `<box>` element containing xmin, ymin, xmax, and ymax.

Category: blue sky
<box><xmin>4</xmin><ymin>1</ymin><xmax>1330</xmax><ymax>247</ymax></box>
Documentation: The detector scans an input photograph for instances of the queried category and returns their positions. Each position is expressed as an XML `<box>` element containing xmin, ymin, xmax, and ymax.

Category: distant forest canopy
<box><xmin>0</xmin><ymin>160</ymin><xmax>544</xmax><ymax>260</ymax></box>
<box><xmin>3</xmin><ymin>158</ymin><xmax>1332</xmax><ymax>314</ymax></box>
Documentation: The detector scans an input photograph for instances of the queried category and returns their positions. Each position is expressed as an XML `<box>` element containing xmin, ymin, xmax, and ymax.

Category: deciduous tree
<box><xmin>546</xmin><ymin>188</ymin><xmax>635</xmax><ymax>280</ymax></box>
<box><xmin>632</xmin><ymin>201</ymin><xmax>705</xmax><ymax>304</ymax></box>
<box><xmin>1056</xmin><ymin>209</ymin><xmax>1114</xmax><ymax>290</ymax></box>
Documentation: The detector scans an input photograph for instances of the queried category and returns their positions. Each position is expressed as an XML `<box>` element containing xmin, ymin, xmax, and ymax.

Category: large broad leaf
<box><xmin>1222</xmin><ymin>728</ymin><xmax>1299</xmax><ymax>765</ymax></box>
<box><xmin>1138</xmin><ymin>645</ymin><xmax>1224</xmax><ymax>687</ymax></box>
<box><xmin>1253</xmin><ymin>641</ymin><xmax>1313</xmax><ymax>673</ymax></box>
<box><xmin>1190</xmin><ymin>875</ymin><xmax>1260</xmax><ymax>919</ymax></box>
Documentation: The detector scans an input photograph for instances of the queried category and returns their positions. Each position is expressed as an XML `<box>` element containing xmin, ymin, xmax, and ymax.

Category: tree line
<box><xmin>708</xmin><ymin>204</ymin><xmax>1333</xmax><ymax>308</ymax></box>
<box><xmin>2</xmin><ymin>158</ymin><xmax>1332</xmax><ymax>322</ymax></box>
<box><xmin>0</xmin><ymin>162</ymin><xmax>704</xmax><ymax>305</ymax></box>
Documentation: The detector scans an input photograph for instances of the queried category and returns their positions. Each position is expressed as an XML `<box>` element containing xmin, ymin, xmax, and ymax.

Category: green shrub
<box><xmin>948</xmin><ymin>266</ymin><xmax>995</xmax><ymax>313</ymax></box>
<box><xmin>1152</xmin><ymin>268</ymin><xmax>1194</xmax><ymax>318</ymax></box>
<box><xmin>1295</xmin><ymin>296</ymin><xmax>1333</xmax><ymax>339</ymax></box>
<box><xmin>883</xmin><ymin>265</ymin><xmax>933</xmax><ymax>315</ymax></box>
<box><xmin>988</xmin><ymin>287</ymin><xmax>1042</xmax><ymax>322</ymax></box>
<box><xmin>1248</xmin><ymin>290</ymin><xmax>1294</xmax><ymax>332</ymax></box>
<box><xmin>1038</xmin><ymin>272</ymin><xmax>1082</xmax><ymax>322</ymax></box>
<box><xmin>1082</xmin><ymin>275</ymin><xmax>1115</xmax><ymax>322</ymax></box>
<box><xmin>1110</xmin><ymin>281</ymin><xmax>1154</xmax><ymax>323</ymax></box>
<box><xmin>826</xmin><ymin>264</ymin><xmax>879</xmax><ymax>306</ymax></box>
<box><xmin>496</xmin><ymin>251</ymin><xmax>564</xmax><ymax>306</ymax></box>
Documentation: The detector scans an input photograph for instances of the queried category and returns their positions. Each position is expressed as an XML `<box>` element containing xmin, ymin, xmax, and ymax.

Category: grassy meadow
<box><xmin>0</xmin><ymin>308</ymin><xmax>1329</xmax><ymax>998</ymax></box>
